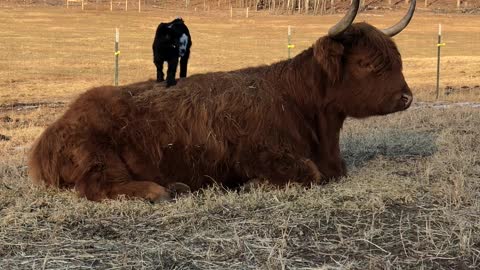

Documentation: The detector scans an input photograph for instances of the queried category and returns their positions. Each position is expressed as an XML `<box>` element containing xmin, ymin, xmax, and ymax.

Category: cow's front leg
<box><xmin>315</xmin><ymin>157</ymin><xmax>347</xmax><ymax>180</ymax></box>
<box><xmin>108</xmin><ymin>181</ymin><xmax>172</xmax><ymax>203</ymax></box>
<box><xmin>312</xmin><ymin>113</ymin><xmax>347</xmax><ymax>180</ymax></box>
<box><xmin>243</xmin><ymin>152</ymin><xmax>325</xmax><ymax>187</ymax></box>
<box><xmin>166</xmin><ymin>57</ymin><xmax>179</xmax><ymax>87</ymax></box>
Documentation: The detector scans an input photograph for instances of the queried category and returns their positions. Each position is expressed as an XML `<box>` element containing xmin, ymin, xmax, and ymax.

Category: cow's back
<box><xmin>124</xmin><ymin>71</ymin><xmax>316</xmax><ymax>189</ymax></box>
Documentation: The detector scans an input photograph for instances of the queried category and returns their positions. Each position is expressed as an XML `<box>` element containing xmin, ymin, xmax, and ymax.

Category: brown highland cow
<box><xmin>29</xmin><ymin>0</ymin><xmax>416</xmax><ymax>202</ymax></box>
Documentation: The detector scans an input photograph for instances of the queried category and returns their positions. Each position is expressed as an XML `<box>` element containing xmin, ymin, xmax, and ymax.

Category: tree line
<box><xmin>188</xmin><ymin>0</ymin><xmax>417</xmax><ymax>14</ymax></box>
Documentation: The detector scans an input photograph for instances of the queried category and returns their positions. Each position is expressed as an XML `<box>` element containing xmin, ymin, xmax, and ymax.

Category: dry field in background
<box><xmin>1</xmin><ymin>7</ymin><xmax>480</xmax><ymax>269</ymax></box>
<box><xmin>1</xmin><ymin>7</ymin><xmax>480</xmax><ymax>103</ymax></box>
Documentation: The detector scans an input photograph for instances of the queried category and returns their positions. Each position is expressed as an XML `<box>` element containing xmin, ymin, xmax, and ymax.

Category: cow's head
<box><xmin>315</xmin><ymin>0</ymin><xmax>415</xmax><ymax>118</ymax></box>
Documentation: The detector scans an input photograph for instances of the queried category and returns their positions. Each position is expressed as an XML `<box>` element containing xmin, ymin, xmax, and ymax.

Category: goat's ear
<box><xmin>313</xmin><ymin>37</ymin><xmax>344</xmax><ymax>83</ymax></box>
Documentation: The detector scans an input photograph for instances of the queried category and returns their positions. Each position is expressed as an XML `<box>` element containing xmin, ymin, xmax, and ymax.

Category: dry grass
<box><xmin>1</xmin><ymin>105</ymin><xmax>480</xmax><ymax>269</ymax></box>
<box><xmin>1</xmin><ymin>6</ymin><xmax>480</xmax><ymax>270</ymax></box>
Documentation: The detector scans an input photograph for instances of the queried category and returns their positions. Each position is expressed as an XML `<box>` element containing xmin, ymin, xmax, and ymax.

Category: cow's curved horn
<box><xmin>382</xmin><ymin>0</ymin><xmax>416</xmax><ymax>37</ymax></box>
<box><xmin>328</xmin><ymin>0</ymin><xmax>360</xmax><ymax>37</ymax></box>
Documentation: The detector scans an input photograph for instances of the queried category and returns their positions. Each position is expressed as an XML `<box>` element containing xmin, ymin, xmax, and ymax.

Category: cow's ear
<box><xmin>313</xmin><ymin>37</ymin><xmax>344</xmax><ymax>83</ymax></box>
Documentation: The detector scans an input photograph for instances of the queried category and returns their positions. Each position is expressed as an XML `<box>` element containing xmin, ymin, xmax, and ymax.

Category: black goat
<box><xmin>152</xmin><ymin>18</ymin><xmax>192</xmax><ymax>87</ymax></box>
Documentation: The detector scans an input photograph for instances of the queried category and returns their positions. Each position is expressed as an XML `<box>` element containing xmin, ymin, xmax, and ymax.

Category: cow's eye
<box><xmin>357</xmin><ymin>59</ymin><xmax>370</xmax><ymax>69</ymax></box>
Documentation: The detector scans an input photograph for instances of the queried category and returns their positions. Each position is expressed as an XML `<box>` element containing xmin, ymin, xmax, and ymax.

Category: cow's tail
<box><xmin>28</xmin><ymin>125</ymin><xmax>64</xmax><ymax>188</ymax></box>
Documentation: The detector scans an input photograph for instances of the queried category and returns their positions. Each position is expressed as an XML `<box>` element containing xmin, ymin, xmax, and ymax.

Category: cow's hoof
<box><xmin>303</xmin><ymin>159</ymin><xmax>324</xmax><ymax>183</ymax></box>
<box><xmin>168</xmin><ymin>182</ymin><xmax>191</xmax><ymax>196</ymax></box>
<box><xmin>156</xmin><ymin>78</ymin><xmax>165</xmax><ymax>83</ymax></box>
<box><xmin>242</xmin><ymin>178</ymin><xmax>269</xmax><ymax>192</ymax></box>
<box><xmin>146</xmin><ymin>186</ymin><xmax>172</xmax><ymax>203</ymax></box>
<box><xmin>149</xmin><ymin>195</ymin><xmax>172</xmax><ymax>204</ymax></box>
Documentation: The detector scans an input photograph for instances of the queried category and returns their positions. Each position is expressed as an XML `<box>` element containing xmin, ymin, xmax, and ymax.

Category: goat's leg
<box><xmin>154</xmin><ymin>59</ymin><xmax>165</xmax><ymax>82</ymax></box>
<box><xmin>166</xmin><ymin>57</ymin><xmax>179</xmax><ymax>87</ymax></box>
<box><xmin>179</xmin><ymin>51</ymin><xmax>190</xmax><ymax>78</ymax></box>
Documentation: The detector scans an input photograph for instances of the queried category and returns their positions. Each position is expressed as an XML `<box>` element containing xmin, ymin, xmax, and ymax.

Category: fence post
<box><xmin>436</xmin><ymin>24</ymin><xmax>446</xmax><ymax>100</ymax></box>
<box><xmin>110</xmin><ymin>0</ymin><xmax>113</xmax><ymax>11</ymax></box>
<box><xmin>81</xmin><ymin>0</ymin><xmax>84</xmax><ymax>10</ymax></box>
<box><xmin>125</xmin><ymin>0</ymin><xmax>127</xmax><ymax>11</ymax></box>
<box><xmin>230</xmin><ymin>5</ymin><xmax>233</xmax><ymax>18</ymax></box>
<box><xmin>246</xmin><ymin>7</ymin><xmax>249</xmax><ymax>18</ymax></box>
<box><xmin>114</xmin><ymin>28</ymin><xmax>120</xmax><ymax>86</ymax></box>
<box><xmin>138</xmin><ymin>0</ymin><xmax>141</xmax><ymax>12</ymax></box>
<box><xmin>287</xmin><ymin>25</ymin><xmax>295</xmax><ymax>59</ymax></box>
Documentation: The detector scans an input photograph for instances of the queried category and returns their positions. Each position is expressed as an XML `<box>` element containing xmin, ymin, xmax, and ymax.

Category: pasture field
<box><xmin>1</xmin><ymin>6</ymin><xmax>480</xmax><ymax>269</ymax></box>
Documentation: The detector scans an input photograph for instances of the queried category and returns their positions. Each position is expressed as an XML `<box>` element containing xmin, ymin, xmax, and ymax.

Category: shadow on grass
<box><xmin>341</xmin><ymin>129</ymin><xmax>438</xmax><ymax>168</ymax></box>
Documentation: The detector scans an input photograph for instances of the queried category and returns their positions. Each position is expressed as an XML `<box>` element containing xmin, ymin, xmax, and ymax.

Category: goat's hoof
<box><xmin>166</xmin><ymin>80</ymin><xmax>177</xmax><ymax>87</ymax></box>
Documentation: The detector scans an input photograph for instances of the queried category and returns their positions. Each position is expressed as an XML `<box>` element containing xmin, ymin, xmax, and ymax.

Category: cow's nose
<box><xmin>401</xmin><ymin>93</ymin><xmax>413</xmax><ymax>108</ymax></box>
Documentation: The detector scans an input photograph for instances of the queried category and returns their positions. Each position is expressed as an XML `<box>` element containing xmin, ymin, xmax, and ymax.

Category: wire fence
<box><xmin>1</xmin><ymin>4</ymin><xmax>479</xmax><ymax>103</ymax></box>
<box><xmin>4</xmin><ymin>0</ymin><xmax>480</xmax><ymax>13</ymax></box>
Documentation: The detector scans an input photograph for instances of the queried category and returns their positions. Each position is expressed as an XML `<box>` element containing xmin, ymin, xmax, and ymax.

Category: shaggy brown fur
<box><xmin>28</xmin><ymin>23</ymin><xmax>413</xmax><ymax>202</ymax></box>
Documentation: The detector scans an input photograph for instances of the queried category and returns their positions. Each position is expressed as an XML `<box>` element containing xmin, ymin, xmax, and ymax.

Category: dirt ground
<box><xmin>1</xmin><ymin>6</ymin><xmax>480</xmax><ymax>270</ymax></box>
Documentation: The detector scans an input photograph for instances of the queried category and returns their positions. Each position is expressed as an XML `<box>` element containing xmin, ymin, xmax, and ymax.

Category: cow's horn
<box><xmin>382</xmin><ymin>0</ymin><xmax>416</xmax><ymax>37</ymax></box>
<box><xmin>328</xmin><ymin>0</ymin><xmax>360</xmax><ymax>37</ymax></box>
